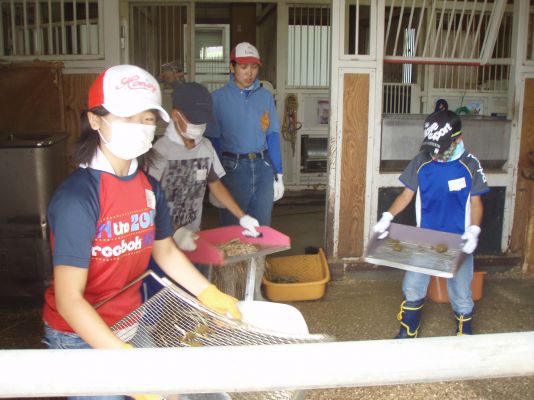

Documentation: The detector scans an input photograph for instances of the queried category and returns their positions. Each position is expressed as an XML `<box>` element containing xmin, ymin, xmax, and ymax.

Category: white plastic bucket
<box><xmin>237</xmin><ymin>301</ymin><xmax>309</xmax><ymax>334</ymax></box>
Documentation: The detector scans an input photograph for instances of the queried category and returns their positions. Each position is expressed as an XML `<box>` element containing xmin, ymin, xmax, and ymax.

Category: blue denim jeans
<box><xmin>43</xmin><ymin>323</ymin><xmax>126</xmax><ymax>400</ymax></box>
<box><xmin>219</xmin><ymin>154</ymin><xmax>274</xmax><ymax>226</ymax></box>
<box><xmin>402</xmin><ymin>253</ymin><xmax>474</xmax><ymax>314</ymax></box>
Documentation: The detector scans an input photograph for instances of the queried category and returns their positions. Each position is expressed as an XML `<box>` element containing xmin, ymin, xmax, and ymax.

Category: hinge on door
<box><xmin>120</xmin><ymin>23</ymin><xmax>127</xmax><ymax>49</ymax></box>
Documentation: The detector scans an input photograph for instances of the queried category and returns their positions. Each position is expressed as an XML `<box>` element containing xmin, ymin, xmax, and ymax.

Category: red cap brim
<box><xmin>234</xmin><ymin>57</ymin><xmax>262</xmax><ymax>66</ymax></box>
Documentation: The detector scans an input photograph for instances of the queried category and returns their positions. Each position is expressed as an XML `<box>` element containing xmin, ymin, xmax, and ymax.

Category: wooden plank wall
<box><xmin>62</xmin><ymin>73</ymin><xmax>99</xmax><ymax>170</ymax></box>
<box><xmin>337</xmin><ymin>73</ymin><xmax>369</xmax><ymax>258</ymax></box>
<box><xmin>510</xmin><ymin>78</ymin><xmax>534</xmax><ymax>273</ymax></box>
<box><xmin>230</xmin><ymin>4</ymin><xmax>257</xmax><ymax>47</ymax></box>
<box><xmin>0</xmin><ymin>62</ymin><xmax>98</xmax><ymax>173</ymax></box>
<box><xmin>0</xmin><ymin>62</ymin><xmax>65</xmax><ymax>134</ymax></box>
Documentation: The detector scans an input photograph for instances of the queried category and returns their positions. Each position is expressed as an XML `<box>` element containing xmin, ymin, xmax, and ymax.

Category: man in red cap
<box><xmin>206</xmin><ymin>42</ymin><xmax>284</xmax><ymax>299</ymax></box>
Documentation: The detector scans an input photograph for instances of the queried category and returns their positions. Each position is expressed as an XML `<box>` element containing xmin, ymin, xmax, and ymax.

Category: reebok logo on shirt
<box><xmin>92</xmin><ymin>236</ymin><xmax>142</xmax><ymax>257</ymax></box>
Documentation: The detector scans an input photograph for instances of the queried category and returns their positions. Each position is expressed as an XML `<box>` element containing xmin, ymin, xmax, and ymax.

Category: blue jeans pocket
<box><xmin>43</xmin><ymin>323</ymin><xmax>91</xmax><ymax>349</ymax></box>
<box><xmin>221</xmin><ymin>156</ymin><xmax>238</xmax><ymax>172</ymax></box>
<box><xmin>263</xmin><ymin>158</ymin><xmax>272</xmax><ymax>169</ymax></box>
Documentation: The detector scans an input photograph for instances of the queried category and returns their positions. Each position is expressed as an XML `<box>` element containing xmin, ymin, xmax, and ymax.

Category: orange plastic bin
<box><xmin>427</xmin><ymin>271</ymin><xmax>486</xmax><ymax>303</ymax></box>
<box><xmin>262</xmin><ymin>248</ymin><xmax>330</xmax><ymax>302</ymax></box>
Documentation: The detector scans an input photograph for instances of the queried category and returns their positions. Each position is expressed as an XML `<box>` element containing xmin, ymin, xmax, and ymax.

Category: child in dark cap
<box><xmin>149</xmin><ymin>82</ymin><xmax>259</xmax><ymax>249</ymax></box>
<box><xmin>372</xmin><ymin>110</ymin><xmax>489</xmax><ymax>338</ymax></box>
<box><xmin>143</xmin><ymin>82</ymin><xmax>260</xmax><ymax>298</ymax></box>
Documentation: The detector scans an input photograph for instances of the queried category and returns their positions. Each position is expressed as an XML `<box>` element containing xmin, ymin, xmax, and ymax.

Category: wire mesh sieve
<box><xmin>209</xmin><ymin>256</ymin><xmax>267</xmax><ymax>300</ymax></box>
<box><xmin>111</xmin><ymin>273</ymin><xmax>332</xmax><ymax>400</ymax></box>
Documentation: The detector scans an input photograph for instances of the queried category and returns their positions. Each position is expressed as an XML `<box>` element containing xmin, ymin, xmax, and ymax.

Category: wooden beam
<box><xmin>338</xmin><ymin>73</ymin><xmax>369</xmax><ymax>258</ymax></box>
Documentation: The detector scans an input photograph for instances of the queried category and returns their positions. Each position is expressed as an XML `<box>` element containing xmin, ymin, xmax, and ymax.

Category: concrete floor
<box><xmin>293</xmin><ymin>268</ymin><xmax>534</xmax><ymax>399</ymax></box>
<box><xmin>1</xmin><ymin>202</ymin><xmax>534</xmax><ymax>399</ymax></box>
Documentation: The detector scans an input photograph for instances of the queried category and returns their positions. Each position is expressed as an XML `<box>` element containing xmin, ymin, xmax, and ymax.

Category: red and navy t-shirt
<box><xmin>43</xmin><ymin>167</ymin><xmax>172</xmax><ymax>332</ymax></box>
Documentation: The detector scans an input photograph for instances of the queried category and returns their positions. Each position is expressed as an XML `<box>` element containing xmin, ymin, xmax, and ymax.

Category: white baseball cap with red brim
<box><xmin>230</xmin><ymin>42</ymin><xmax>262</xmax><ymax>66</ymax></box>
<box><xmin>87</xmin><ymin>64</ymin><xmax>170</xmax><ymax>122</ymax></box>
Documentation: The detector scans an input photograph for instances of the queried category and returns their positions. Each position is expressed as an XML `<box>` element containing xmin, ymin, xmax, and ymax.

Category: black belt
<box><xmin>222</xmin><ymin>151</ymin><xmax>267</xmax><ymax>160</ymax></box>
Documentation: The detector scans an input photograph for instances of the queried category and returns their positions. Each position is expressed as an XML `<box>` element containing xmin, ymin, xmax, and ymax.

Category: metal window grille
<box><xmin>381</xmin><ymin>0</ymin><xmax>511</xmax><ymax>93</ymax></box>
<box><xmin>344</xmin><ymin>0</ymin><xmax>372</xmax><ymax>56</ymax></box>
<box><xmin>202</xmin><ymin>80</ymin><xmax>226</xmax><ymax>93</ymax></box>
<box><xmin>383</xmin><ymin>83</ymin><xmax>421</xmax><ymax>114</ymax></box>
<box><xmin>130</xmin><ymin>3</ymin><xmax>188</xmax><ymax>80</ymax></box>
<box><xmin>193</xmin><ymin>24</ymin><xmax>230</xmax><ymax>87</ymax></box>
<box><xmin>0</xmin><ymin>0</ymin><xmax>100</xmax><ymax>58</ymax></box>
<box><xmin>432</xmin><ymin>9</ymin><xmax>512</xmax><ymax>91</ymax></box>
<box><xmin>529</xmin><ymin>4</ymin><xmax>534</xmax><ymax>61</ymax></box>
<box><xmin>403</xmin><ymin>27</ymin><xmax>415</xmax><ymax>83</ymax></box>
<box><xmin>383</xmin><ymin>0</ymin><xmax>507</xmax><ymax>64</ymax></box>
<box><xmin>287</xmin><ymin>3</ymin><xmax>331</xmax><ymax>88</ymax></box>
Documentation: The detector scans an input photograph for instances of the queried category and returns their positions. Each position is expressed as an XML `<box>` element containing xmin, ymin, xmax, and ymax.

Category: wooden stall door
<box><xmin>510</xmin><ymin>78</ymin><xmax>534</xmax><ymax>273</ymax></box>
<box><xmin>337</xmin><ymin>73</ymin><xmax>369</xmax><ymax>258</ymax></box>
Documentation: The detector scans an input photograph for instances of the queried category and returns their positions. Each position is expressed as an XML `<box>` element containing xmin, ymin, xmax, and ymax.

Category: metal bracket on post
<box><xmin>244</xmin><ymin>257</ymin><xmax>257</xmax><ymax>301</ymax></box>
<box><xmin>207</xmin><ymin>264</ymin><xmax>214</xmax><ymax>281</ymax></box>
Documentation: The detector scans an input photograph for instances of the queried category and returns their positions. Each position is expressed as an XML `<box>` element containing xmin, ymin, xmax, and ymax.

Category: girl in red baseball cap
<box><xmin>43</xmin><ymin>65</ymin><xmax>241</xmax><ymax>400</ymax></box>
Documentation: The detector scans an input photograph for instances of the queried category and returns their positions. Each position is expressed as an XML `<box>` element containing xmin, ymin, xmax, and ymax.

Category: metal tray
<box><xmin>363</xmin><ymin>223</ymin><xmax>466</xmax><ymax>278</ymax></box>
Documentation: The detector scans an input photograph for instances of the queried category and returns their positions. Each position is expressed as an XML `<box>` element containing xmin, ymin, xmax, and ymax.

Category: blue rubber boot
<box><xmin>455</xmin><ymin>312</ymin><xmax>473</xmax><ymax>335</ymax></box>
<box><xmin>395</xmin><ymin>298</ymin><xmax>425</xmax><ymax>339</ymax></box>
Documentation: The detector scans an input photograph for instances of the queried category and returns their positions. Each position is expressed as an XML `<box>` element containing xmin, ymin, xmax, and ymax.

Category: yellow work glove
<box><xmin>122</xmin><ymin>344</ymin><xmax>162</xmax><ymax>400</ymax></box>
<box><xmin>197</xmin><ymin>284</ymin><xmax>242</xmax><ymax>320</ymax></box>
<box><xmin>129</xmin><ymin>395</ymin><xmax>162</xmax><ymax>400</ymax></box>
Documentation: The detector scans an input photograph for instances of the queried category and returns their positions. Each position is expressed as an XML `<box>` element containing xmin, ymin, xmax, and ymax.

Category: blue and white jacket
<box><xmin>205</xmin><ymin>75</ymin><xmax>283</xmax><ymax>174</ymax></box>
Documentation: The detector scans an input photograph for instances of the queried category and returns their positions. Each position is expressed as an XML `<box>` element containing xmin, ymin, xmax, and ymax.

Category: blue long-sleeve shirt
<box><xmin>205</xmin><ymin>75</ymin><xmax>283</xmax><ymax>174</ymax></box>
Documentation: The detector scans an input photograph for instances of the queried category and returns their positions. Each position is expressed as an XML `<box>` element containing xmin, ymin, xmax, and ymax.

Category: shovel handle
<box><xmin>93</xmin><ymin>269</ymin><xmax>165</xmax><ymax>309</ymax></box>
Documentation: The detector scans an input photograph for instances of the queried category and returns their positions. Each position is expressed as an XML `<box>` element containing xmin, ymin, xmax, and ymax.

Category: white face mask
<box><xmin>99</xmin><ymin>118</ymin><xmax>155</xmax><ymax>160</ymax></box>
<box><xmin>433</xmin><ymin>140</ymin><xmax>465</xmax><ymax>163</ymax></box>
<box><xmin>177</xmin><ymin>112</ymin><xmax>207</xmax><ymax>140</ymax></box>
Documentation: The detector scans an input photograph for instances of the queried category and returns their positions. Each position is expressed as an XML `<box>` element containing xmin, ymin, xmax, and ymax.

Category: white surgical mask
<box><xmin>448</xmin><ymin>140</ymin><xmax>465</xmax><ymax>161</ymax></box>
<box><xmin>99</xmin><ymin>118</ymin><xmax>155</xmax><ymax>160</ymax></box>
<box><xmin>434</xmin><ymin>140</ymin><xmax>465</xmax><ymax>163</ymax></box>
<box><xmin>177</xmin><ymin>112</ymin><xmax>207</xmax><ymax>140</ymax></box>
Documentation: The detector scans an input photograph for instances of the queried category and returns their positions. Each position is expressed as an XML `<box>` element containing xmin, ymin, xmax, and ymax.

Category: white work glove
<box><xmin>372</xmin><ymin>212</ymin><xmax>393</xmax><ymax>239</ymax></box>
<box><xmin>172</xmin><ymin>227</ymin><xmax>199</xmax><ymax>252</ymax></box>
<box><xmin>273</xmin><ymin>173</ymin><xmax>284</xmax><ymax>201</ymax></box>
<box><xmin>461</xmin><ymin>225</ymin><xmax>481</xmax><ymax>254</ymax></box>
<box><xmin>239</xmin><ymin>214</ymin><xmax>260</xmax><ymax>237</ymax></box>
